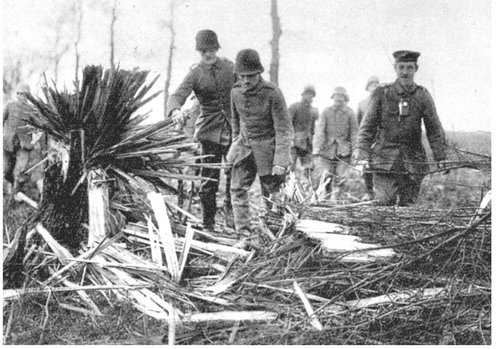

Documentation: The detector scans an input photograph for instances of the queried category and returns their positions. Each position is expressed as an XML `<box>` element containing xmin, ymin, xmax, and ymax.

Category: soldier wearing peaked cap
<box><xmin>166</xmin><ymin>29</ymin><xmax>236</xmax><ymax>231</ymax></box>
<box><xmin>288</xmin><ymin>85</ymin><xmax>319</xmax><ymax>179</ymax></box>
<box><xmin>355</xmin><ymin>50</ymin><xmax>447</xmax><ymax>206</ymax></box>
<box><xmin>227</xmin><ymin>49</ymin><xmax>293</xmax><ymax>244</ymax></box>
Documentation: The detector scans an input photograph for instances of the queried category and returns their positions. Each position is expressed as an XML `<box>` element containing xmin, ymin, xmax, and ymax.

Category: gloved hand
<box><xmin>354</xmin><ymin>160</ymin><xmax>369</xmax><ymax>176</ymax></box>
<box><xmin>272</xmin><ymin>165</ymin><xmax>286</xmax><ymax>176</ymax></box>
<box><xmin>171</xmin><ymin>109</ymin><xmax>186</xmax><ymax>127</ymax></box>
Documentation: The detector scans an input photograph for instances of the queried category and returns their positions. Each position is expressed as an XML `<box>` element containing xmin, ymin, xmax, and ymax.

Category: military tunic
<box><xmin>166</xmin><ymin>57</ymin><xmax>236</xmax><ymax>228</ymax></box>
<box><xmin>312</xmin><ymin>104</ymin><xmax>358</xmax><ymax>191</ymax></box>
<box><xmin>227</xmin><ymin>78</ymin><xmax>293</xmax><ymax>235</ymax></box>
<box><xmin>356</xmin><ymin>79</ymin><xmax>446</xmax><ymax>205</ymax></box>
<box><xmin>288</xmin><ymin>101</ymin><xmax>318</xmax><ymax>171</ymax></box>
<box><xmin>357</xmin><ymin>95</ymin><xmax>372</xmax><ymax>126</ymax></box>
<box><xmin>3</xmin><ymin>100</ymin><xmax>45</xmax><ymax>190</ymax></box>
<box><xmin>356</xmin><ymin>95</ymin><xmax>374</xmax><ymax>196</ymax></box>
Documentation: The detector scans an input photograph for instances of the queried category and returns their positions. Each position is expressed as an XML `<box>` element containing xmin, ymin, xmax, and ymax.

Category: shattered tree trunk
<box><xmin>269</xmin><ymin>0</ymin><xmax>282</xmax><ymax>85</ymax></box>
<box><xmin>38</xmin><ymin>130</ymin><xmax>88</xmax><ymax>251</ymax></box>
<box><xmin>163</xmin><ymin>0</ymin><xmax>176</xmax><ymax>114</ymax></box>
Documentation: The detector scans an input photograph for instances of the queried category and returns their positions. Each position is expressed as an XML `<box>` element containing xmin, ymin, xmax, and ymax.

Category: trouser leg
<box><xmin>12</xmin><ymin>149</ymin><xmax>30</xmax><ymax>193</ymax></box>
<box><xmin>398</xmin><ymin>174</ymin><xmax>424</xmax><ymax>206</ymax></box>
<box><xmin>260</xmin><ymin>173</ymin><xmax>286</xmax><ymax>210</ymax></box>
<box><xmin>3</xmin><ymin>150</ymin><xmax>15</xmax><ymax>183</ymax></box>
<box><xmin>312</xmin><ymin>156</ymin><xmax>333</xmax><ymax>192</ymax></box>
<box><xmin>363</xmin><ymin>171</ymin><xmax>374</xmax><ymax>196</ymax></box>
<box><xmin>289</xmin><ymin>147</ymin><xmax>298</xmax><ymax>172</ymax></box>
<box><xmin>198</xmin><ymin>140</ymin><xmax>223</xmax><ymax>229</ymax></box>
<box><xmin>223</xmin><ymin>163</ymin><xmax>232</xmax><ymax>209</ymax></box>
<box><xmin>231</xmin><ymin>153</ymin><xmax>258</xmax><ymax>236</ymax></box>
<box><xmin>373</xmin><ymin>172</ymin><xmax>397</xmax><ymax>206</ymax></box>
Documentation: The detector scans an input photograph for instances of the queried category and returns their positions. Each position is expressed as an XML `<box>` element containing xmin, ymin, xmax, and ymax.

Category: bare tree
<box><xmin>109</xmin><ymin>0</ymin><xmax>118</xmax><ymax>71</ymax></box>
<box><xmin>269</xmin><ymin>0</ymin><xmax>282</xmax><ymax>85</ymax></box>
<box><xmin>51</xmin><ymin>13</ymin><xmax>72</xmax><ymax>83</ymax></box>
<box><xmin>163</xmin><ymin>0</ymin><xmax>178</xmax><ymax>114</ymax></box>
<box><xmin>73</xmin><ymin>0</ymin><xmax>84</xmax><ymax>85</ymax></box>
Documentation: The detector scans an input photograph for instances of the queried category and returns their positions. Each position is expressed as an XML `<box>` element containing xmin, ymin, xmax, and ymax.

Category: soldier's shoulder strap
<box><xmin>189</xmin><ymin>63</ymin><xmax>199</xmax><ymax>72</ymax></box>
<box><xmin>262</xmin><ymin>80</ymin><xmax>278</xmax><ymax>90</ymax></box>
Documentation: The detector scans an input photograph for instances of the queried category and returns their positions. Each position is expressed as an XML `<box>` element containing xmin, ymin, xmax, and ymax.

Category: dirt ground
<box><xmin>2</xmin><ymin>164</ymin><xmax>491</xmax><ymax>345</ymax></box>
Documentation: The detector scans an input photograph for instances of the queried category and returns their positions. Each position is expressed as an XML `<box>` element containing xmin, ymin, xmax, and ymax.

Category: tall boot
<box><xmin>199</xmin><ymin>191</ymin><xmax>217</xmax><ymax>231</ymax></box>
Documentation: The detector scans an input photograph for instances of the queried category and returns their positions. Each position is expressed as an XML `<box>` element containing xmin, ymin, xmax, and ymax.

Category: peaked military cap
<box><xmin>393</xmin><ymin>50</ymin><xmax>420</xmax><ymax>63</ymax></box>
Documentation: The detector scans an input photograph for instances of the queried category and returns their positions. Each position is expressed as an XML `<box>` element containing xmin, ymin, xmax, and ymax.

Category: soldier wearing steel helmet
<box><xmin>288</xmin><ymin>85</ymin><xmax>319</xmax><ymax>180</ymax></box>
<box><xmin>356</xmin><ymin>75</ymin><xmax>380</xmax><ymax>200</ymax></box>
<box><xmin>355</xmin><ymin>50</ymin><xmax>447</xmax><ymax>206</ymax></box>
<box><xmin>312</xmin><ymin>86</ymin><xmax>358</xmax><ymax>201</ymax></box>
<box><xmin>227</xmin><ymin>49</ymin><xmax>293</xmax><ymax>242</ymax></box>
<box><xmin>166</xmin><ymin>29</ymin><xmax>236</xmax><ymax>231</ymax></box>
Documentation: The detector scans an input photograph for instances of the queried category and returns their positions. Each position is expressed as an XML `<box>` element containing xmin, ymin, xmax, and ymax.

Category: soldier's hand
<box><xmin>171</xmin><ymin>110</ymin><xmax>186</xmax><ymax>127</ymax></box>
<box><xmin>272</xmin><ymin>165</ymin><xmax>286</xmax><ymax>176</ymax></box>
<box><xmin>354</xmin><ymin>160</ymin><xmax>369</xmax><ymax>176</ymax></box>
<box><xmin>436</xmin><ymin>160</ymin><xmax>451</xmax><ymax>175</ymax></box>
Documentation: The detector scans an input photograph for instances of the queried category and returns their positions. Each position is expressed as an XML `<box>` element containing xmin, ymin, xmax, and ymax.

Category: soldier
<box><xmin>166</xmin><ymin>29</ymin><xmax>236</xmax><ymax>231</ymax></box>
<box><xmin>356</xmin><ymin>76</ymin><xmax>380</xmax><ymax>200</ymax></box>
<box><xmin>288</xmin><ymin>85</ymin><xmax>319</xmax><ymax>180</ymax></box>
<box><xmin>3</xmin><ymin>84</ymin><xmax>44</xmax><ymax>199</ymax></box>
<box><xmin>355</xmin><ymin>50</ymin><xmax>447</xmax><ymax>206</ymax></box>
<box><xmin>227</xmin><ymin>49</ymin><xmax>293</xmax><ymax>242</ymax></box>
<box><xmin>312</xmin><ymin>86</ymin><xmax>358</xmax><ymax>201</ymax></box>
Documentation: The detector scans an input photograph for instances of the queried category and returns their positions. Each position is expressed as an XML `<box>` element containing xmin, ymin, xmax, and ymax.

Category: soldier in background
<box><xmin>288</xmin><ymin>85</ymin><xmax>319</xmax><ymax>181</ymax></box>
<box><xmin>312</xmin><ymin>86</ymin><xmax>358</xmax><ymax>201</ymax></box>
<box><xmin>166</xmin><ymin>29</ymin><xmax>236</xmax><ymax>231</ymax></box>
<box><xmin>227</xmin><ymin>49</ymin><xmax>293</xmax><ymax>243</ymax></box>
<box><xmin>355</xmin><ymin>50</ymin><xmax>447</xmax><ymax>206</ymax></box>
<box><xmin>3</xmin><ymin>83</ymin><xmax>44</xmax><ymax>199</ymax></box>
<box><xmin>356</xmin><ymin>76</ymin><xmax>380</xmax><ymax>200</ymax></box>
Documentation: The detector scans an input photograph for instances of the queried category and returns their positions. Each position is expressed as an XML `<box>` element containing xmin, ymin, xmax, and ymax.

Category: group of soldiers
<box><xmin>166</xmin><ymin>29</ymin><xmax>447</xmax><ymax>245</ymax></box>
<box><xmin>3</xmin><ymin>29</ymin><xmax>448</xmax><ymax>247</ymax></box>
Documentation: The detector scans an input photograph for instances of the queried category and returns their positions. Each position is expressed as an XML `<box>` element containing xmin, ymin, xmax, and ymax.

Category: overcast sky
<box><xmin>3</xmin><ymin>0</ymin><xmax>493</xmax><ymax>132</ymax></box>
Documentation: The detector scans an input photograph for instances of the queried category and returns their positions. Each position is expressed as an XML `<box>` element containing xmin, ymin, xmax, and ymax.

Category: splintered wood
<box><xmin>295</xmin><ymin>219</ymin><xmax>396</xmax><ymax>261</ymax></box>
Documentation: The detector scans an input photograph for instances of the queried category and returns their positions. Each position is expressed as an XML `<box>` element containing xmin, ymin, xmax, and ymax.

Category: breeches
<box><xmin>230</xmin><ymin>152</ymin><xmax>285</xmax><ymax>235</ymax></box>
<box><xmin>290</xmin><ymin>146</ymin><xmax>312</xmax><ymax>171</ymax></box>
<box><xmin>373</xmin><ymin>171</ymin><xmax>425</xmax><ymax>206</ymax></box>
<box><xmin>3</xmin><ymin>147</ymin><xmax>44</xmax><ymax>185</ymax></box>
<box><xmin>198</xmin><ymin>140</ymin><xmax>231</xmax><ymax>226</ymax></box>
<box><xmin>312</xmin><ymin>155</ymin><xmax>350</xmax><ymax>190</ymax></box>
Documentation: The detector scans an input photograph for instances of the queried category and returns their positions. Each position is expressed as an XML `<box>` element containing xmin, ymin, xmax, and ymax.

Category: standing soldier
<box><xmin>3</xmin><ymin>84</ymin><xmax>44</xmax><ymax>199</ymax></box>
<box><xmin>228</xmin><ymin>49</ymin><xmax>293</xmax><ymax>242</ymax></box>
<box><xmin>166</xmin><ymin>29</ymin><xmax>235</xmax><ymax>231</ymax></box>
<box><xmin>288</xmin><ymin>85</ymin><xmax>319</xmax><ymax>180</ymax></box>
<box><xmin>355</xmin><ymin>50</ymin><xmax>447</xmax><ymax>206</ymax></box>
<box><xmin>356</xmin><ymin>76</ymin><xmax>380</xmax><ymax>200</ymax></box>
<box><xmin>312</xmin><ymin>86</ymin><xmax>358</xmax><ymax>201</ymax></box>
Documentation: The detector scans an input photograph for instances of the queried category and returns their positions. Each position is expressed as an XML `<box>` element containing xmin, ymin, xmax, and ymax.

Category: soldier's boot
<box><xmin>199</xmin><ymin>191</ymin><xmax>217</xmax><ymax>232</ymax></box>
<box><xmin>231</xmin><ymin>190</ymin><xmax>252</xmax><ymax>249</ymax></box>
<box><xmin>223</xmin><ymin>172</ymin><xmax>235</xmax><ymax>229</ymax></box>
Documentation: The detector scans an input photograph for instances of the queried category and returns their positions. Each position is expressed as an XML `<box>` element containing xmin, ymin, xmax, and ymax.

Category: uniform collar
<box><xmin>242</xmin><ymin>77</ymin><xmax>265</xmax><ymax>95</ymax></box>
<box><xmin>199</xmin><ymin>57</ymin><xmax>221</xmax><ymax>70</ymax></box>
<box><xmin>394</xmin><ymin>79</ymin><xmax>417</xmax><ymax>95</ymax></box>
<box><xmin>331</xmin><ymin>103</ymin><xmax>347</xmax><ymax>111</ymax></box>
